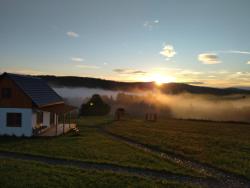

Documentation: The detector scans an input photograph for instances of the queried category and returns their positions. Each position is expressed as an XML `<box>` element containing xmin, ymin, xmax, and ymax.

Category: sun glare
<box><xmin>145</xmin><ymin>73</ymin><xmax>175</xmax><ymax>86</ymax></box>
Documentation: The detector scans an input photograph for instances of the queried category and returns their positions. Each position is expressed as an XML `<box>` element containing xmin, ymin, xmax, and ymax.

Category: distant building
<box><xmin>114</xmin><ymin>108</ymin><xmax>125</xmax><ymax>120</ymax></box>
<box><xmin>0</xmin><ymin>72</ymin><xmax>77</xmax><ymax>137</ymax></box>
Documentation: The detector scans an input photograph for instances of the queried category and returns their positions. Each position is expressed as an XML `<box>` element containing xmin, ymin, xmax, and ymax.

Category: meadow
<box><xmin>0</xmin><ymin>117</ymin><xmax>195</xmax><ymax>175</ymax></box>
<box><xmin>0</xmin><ymin>116</ymin><xmax>250</xmax><ymax>187</ymax></box>
<box><xmin>106</xmin><ymin>118</ymin><xmax>250</xmax><ymax>179</ymax></box>
<box><xmin>0</xmin><ymin>159</ymin><xmax>191</xmax><ymax>188</ymax></box>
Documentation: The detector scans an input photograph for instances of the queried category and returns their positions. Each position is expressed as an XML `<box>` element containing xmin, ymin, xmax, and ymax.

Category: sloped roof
<box><xmin>3</xmin><ymin>73</ymin><xmax>63</xmax><ymax>107</ymax></box>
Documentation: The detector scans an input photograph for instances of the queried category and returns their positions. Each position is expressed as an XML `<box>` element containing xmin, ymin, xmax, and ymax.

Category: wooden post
<box><xmin>69</xmin><ymin>112</ymin><xmax>71</xmax><ymax>129</ymax></box>
<box><xmin>76</xmin><ymin>112</ymin><xmax>78</xmax><ymax>127</ymax></box>
<box><xmin>55</xmin><ymin>114</ymin><xmax>58</xmax><ymax>136</ymax></box>
<box><xmin>63</xmin><ymin>114</ymin><xmax>65</xmax><ymax>135</ymax></box>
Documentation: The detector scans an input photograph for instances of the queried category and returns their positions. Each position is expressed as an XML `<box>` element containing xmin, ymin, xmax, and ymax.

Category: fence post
<box><xmin>63</xmin><ymin>114</ymin><xmax>65</xmax><ymax>135</ymax></box>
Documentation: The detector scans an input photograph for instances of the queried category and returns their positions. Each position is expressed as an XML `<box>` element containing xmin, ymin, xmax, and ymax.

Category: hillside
<box><xmin>39</xmin><ymin>75</ymin><xmax>250</xmax><ymax>96</ymax></box>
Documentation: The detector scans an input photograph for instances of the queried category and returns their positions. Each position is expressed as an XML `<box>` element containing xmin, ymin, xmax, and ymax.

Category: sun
<box><xmin>150</xmin><ymin>73</ymin><xmax>175</xmax><ymax>86</ymax></box>
<box><xmin>140</xmin><ymin>73</ymin><xmax>176</xmax><ymax>86</ymax></box>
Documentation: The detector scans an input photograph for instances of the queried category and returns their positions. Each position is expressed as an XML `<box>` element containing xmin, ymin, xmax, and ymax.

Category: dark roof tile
<box><xmin>4</xmin><ymin>73</ymin><xmax>63</xmax><ymax>107</ymax></box>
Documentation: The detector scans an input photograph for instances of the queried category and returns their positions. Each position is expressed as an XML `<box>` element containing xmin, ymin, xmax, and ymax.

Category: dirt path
<box><xmin>0</xmin><ymin>150</ymin><xmax>221</xmax><ymax>188</ymax></box>
<box><xmin>99</xmin><ymin>126</ymin><xmax>250</xmax><ymax>188</ymax></box>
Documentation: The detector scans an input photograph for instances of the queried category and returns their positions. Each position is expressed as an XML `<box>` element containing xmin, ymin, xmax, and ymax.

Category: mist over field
<box><xmin>153</xmin><ymin>92</ymin><xmax>250</xmax><ymax>123</ymax></box>
<box><xmin>54</xmin><ymin>87</ymin><xmax>121</xmax><ymax>99</ymax></box>
<box><xmin>54</xmin><ymin>87</ymin><xmax>250</xmax><ymax>123</ymax></box>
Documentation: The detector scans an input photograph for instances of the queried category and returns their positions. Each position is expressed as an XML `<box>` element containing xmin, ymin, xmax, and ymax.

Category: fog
<box><xmin>150</xmin><ymin>92</ymin><xmax>250</xmax><ymax>123</ymax></box>
<box><xmin>54</xmin><ymin>87</ymin><xmax>120</xmax><ymax>99</ymax></box>
<box><xmin>53</xmin><ymin>87</ymin><xmax>142</xmax><ymax>108</ymax></box>
<box><xmin>54</xmin><ymin>87</ymin><xmax>250</xmax><ymax>123</ymax></box>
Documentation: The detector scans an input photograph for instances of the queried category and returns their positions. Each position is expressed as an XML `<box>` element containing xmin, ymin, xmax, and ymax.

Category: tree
<box><xmin>79</xmin><ymin>94</ymin><xmax>111</xmax><ymax>116</ymax></box>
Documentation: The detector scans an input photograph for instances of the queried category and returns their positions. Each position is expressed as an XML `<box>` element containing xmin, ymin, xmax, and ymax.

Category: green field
<box><xmin>0</xmin><ymin>116</ymin><xmax>250</xmax><ymax>187</ymax></box>
<box><xmin>0</xmin><ymin>159</ymin><xmax>192</xmax><ymax>188</ymax></box>
<box><xmin>106</xmin><ymin>118</ymin><xmax>250</xmax><ymax>179</ymax></box>
<box><xmin>0</xmin><ymin>117</ymin><xmax>196</xmax><ymax>176</ymax></box>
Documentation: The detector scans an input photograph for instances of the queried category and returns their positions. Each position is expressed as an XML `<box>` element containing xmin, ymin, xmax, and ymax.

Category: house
<box><xmin>0</xmin><ymin>72</ymin><xmax>77</xmax><ymax>137</ymax></box>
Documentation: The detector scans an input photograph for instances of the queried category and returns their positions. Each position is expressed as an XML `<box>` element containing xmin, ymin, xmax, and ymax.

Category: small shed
<box><xmin>114</xmin><ymin>108</ymin><xmax>126</xmax><ymax>121</ymax></box>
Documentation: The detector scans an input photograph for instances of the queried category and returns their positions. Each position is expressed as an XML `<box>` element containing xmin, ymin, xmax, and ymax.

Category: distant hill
<box><xmin>38</xmin><ymin>75</ymin><xmax>250</xmax><ymax>96</ymax></box>
<box><xmin>39</xmin><ymin>75</ymin><xmax>155</xmax><ymax>90</ymax></box>
<box><xmin>237</xmin><ymin>87</ymin><xmax>250</xmax><ymax>91</ymax></box>
<box><xmin>160</xmin><ymin>83</ymin><xmax>250</xmax><ymax>95</ymax></box>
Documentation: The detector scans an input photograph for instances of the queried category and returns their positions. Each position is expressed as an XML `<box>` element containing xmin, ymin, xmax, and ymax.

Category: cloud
<box><xmin>247</xmin><ymin>61</ymin><xmax>250</xmax><ymax>64</ymax></box>
<box><xmin>184</xmin><ymin>81</ymin><xmax>204</xmax><ymax>85</ymax></box>
<box><xmin>160</xmin><ymin>45</ymin><xmax>176</xmax><ymax>60</ymax></box>
<box><xmin>229</xmin><ymin>71</ymin><xmax>250</xmax><ymax>81</ymax></box>
<box><xmin>113</xmin><ymin>69</ymin><xmax>126</xmax><ymax>73</ymax></box>
<box><xmin>66</xmin><ymin>31</ymin><xmax>79</xmax><ymax>38</ymax></box>
<box><xmin>132</xmin><ymin>70</ymin><xmax>147</xmax><ymax>74</ymax></box>
<box><xmin>71</xmin><ymin>57</ymin><xmax>84</xmax><ymax>62</ymax></box>
<box><xmin>198</xmin><ymin>53</ymin><xmax>221</xmax><ymax>64</ymax></box>
<box><xmin>113</xmin><ymin>69</ymin><xmax>147</xmax><ymax>75</ymax></box>
<box><xmin>143</xmin><ymin>20</ymin><xmax>159</xmax><ymax>30</ymax></box>
<box><xmin>208</xmin><ymin>75</ymin><xmax>216</xmax><ymax>78</ymax></box>
<box><xmin>177</xmin><ymin>70</ymin><xmax>204</xmax><ymax>76</ymax></box>
<box><xmin>75</xmin><ymin>64</ymin><xmax>100</xmax><ymax>69</ymax></box>
<box><xmin>224</xmin><ymin>50</ymin><xmax>250</xmax><ymax>55</ymax></box>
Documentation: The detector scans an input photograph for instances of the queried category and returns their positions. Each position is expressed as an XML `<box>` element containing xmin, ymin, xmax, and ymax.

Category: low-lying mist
<box><xmin>54</xmin><ymin>87</ymin><xmax>250</xmax><ymax>123</ymax></box>
<box><xmin>152</xmin><ymin>92</ymin><xmax>250</xmax><ymax>123</ymax></box>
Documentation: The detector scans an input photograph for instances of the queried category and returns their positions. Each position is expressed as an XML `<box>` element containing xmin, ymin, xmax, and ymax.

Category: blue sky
<box><xmin>1</xmin><ymin>0</ymin><xmax>250</xmax><ymax>87</ymax></box>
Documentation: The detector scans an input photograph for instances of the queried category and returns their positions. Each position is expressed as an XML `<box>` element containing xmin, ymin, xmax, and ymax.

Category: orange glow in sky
<box><xmin>143</xmin><ymin>73</ymin><xmax>176</xmax><ymax>86</ymax></box>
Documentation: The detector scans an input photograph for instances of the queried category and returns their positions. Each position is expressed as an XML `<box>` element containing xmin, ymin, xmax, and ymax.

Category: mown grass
<box><xmin>0</xmin><ymin>116</ymin><xmax>197</xmax><ymax>176</ymax></box>
<box><xmin>106</xmin><ymin>118</ymin><xmax>250</xmax><ymax>179</ymax></box>
<box><xmin>0</xmin><ymin>159</ymin><xmax>195</xmax><ymax>188</ymax></box>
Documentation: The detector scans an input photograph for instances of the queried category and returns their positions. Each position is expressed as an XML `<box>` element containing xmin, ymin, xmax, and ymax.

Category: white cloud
<box><xmin>198</xmin><ymin>53</ymin><xmax>221</xmax><ymax>64</ymax></box>
<box><xmin>177</xmin><ymin>70</ymin><xmax>204</xmax><ymax>75</ymax></box>
<box><xmin>75</xmin><ymin>64</ymin><xmax>100</xmax><ymax>69</ymax></box>
<box><xmin>143</xmin><ymin>20</ymin><xmax>159</xmax><ymax>30</ymax></box>
<box><xmin>66</xmin><ymin>31</ymin><xmax>79</xmax><ymax>38</ymax></box>
<box><xmin>217</xmin><ymin>70</ymin><xmax>230</xmax><ymax>74</ymax></box>
<box><xmin>160</xmin><ymin>45</ymin><xmax>176</xmax><ymax>60</ymax></box>
<box><xmin>71</xmin><ymin>57</ymin><xmax>84</xmax><ymax>62</ymax></box>
<box><xmin>226</xmin><ymin>50</ymin><xmax>250</xmax><ymax>55</ymax></box>
<box><xmin>208</xmin><ymin>75</ymin><xmax>216</xmax><ymax>78</ymax></box>
<box><xmin>247</xmin><ymin>61</ymin><xmax>250</xmax><ymax>64</ymax></box>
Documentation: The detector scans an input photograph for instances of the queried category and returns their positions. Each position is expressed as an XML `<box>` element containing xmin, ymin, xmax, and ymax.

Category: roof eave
<box><xmin>37</xmin><ymin>101</ymin><xmax>65</xmax><ymax>108</ymax></box>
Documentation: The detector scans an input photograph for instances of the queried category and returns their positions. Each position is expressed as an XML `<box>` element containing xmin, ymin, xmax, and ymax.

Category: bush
<box><xmin>79</xmin><ymin>94</ymin><xmax>111</xmax><ymax>116</ymax></box>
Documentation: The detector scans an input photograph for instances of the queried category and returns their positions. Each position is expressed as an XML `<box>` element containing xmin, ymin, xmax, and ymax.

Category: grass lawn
<box><xmin>106</xmin><ymin>118</ymin><xmax>250</xmax><ymax>179</ymax></box>
<box><xmin>0</xmin><ymin>159</ymin><xmax>194</xmax><ymax>188</ymax></box>
<box><xmin>0</xmin><ymin>116</ymin><xmax>197</xmax><ymax>176</ymax></box>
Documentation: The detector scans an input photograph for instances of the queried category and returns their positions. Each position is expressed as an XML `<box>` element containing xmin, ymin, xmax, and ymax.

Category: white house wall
<box><xmin>32</xmin><ymin>111</ymin><xmax>37</xmax><ymax>128</ymax></box>
<box><xmin>0</xmin><ymin>108</ymin><xmax>33</xmax><ymax>137</ymax></box>
<box><xmin>32</xmin><ymin>111</ymin><xmax>53</xmax><ymax>128</ymax></box>
<box><xmin>43</xmin><ymin>111</ymin><xmax>50</xmax><ymax>127</ymax></box>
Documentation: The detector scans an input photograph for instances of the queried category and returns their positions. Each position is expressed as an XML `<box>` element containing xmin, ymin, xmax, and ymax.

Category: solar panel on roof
<box><xmin>5</xmin><ymin>73</ymin><xmax>63</xmax><ymax>107</ymax></box>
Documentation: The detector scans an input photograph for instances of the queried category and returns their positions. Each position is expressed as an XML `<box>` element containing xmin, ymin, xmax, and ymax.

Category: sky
<box><xmin>0</xmin><ymin>0</ymin><xmax>250</xmax><ymax>87</ymax></box>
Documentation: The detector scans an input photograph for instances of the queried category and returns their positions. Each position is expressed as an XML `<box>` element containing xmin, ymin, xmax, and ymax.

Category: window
<box><xmin>6</xmin><ymin>113</ymin><xmax>22</xmax><ymax>127</ymax></box>
<box><xmin>1</xmin><ymin>88</ymin><xmax>12</xmax><ymax>98</ymax></box>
